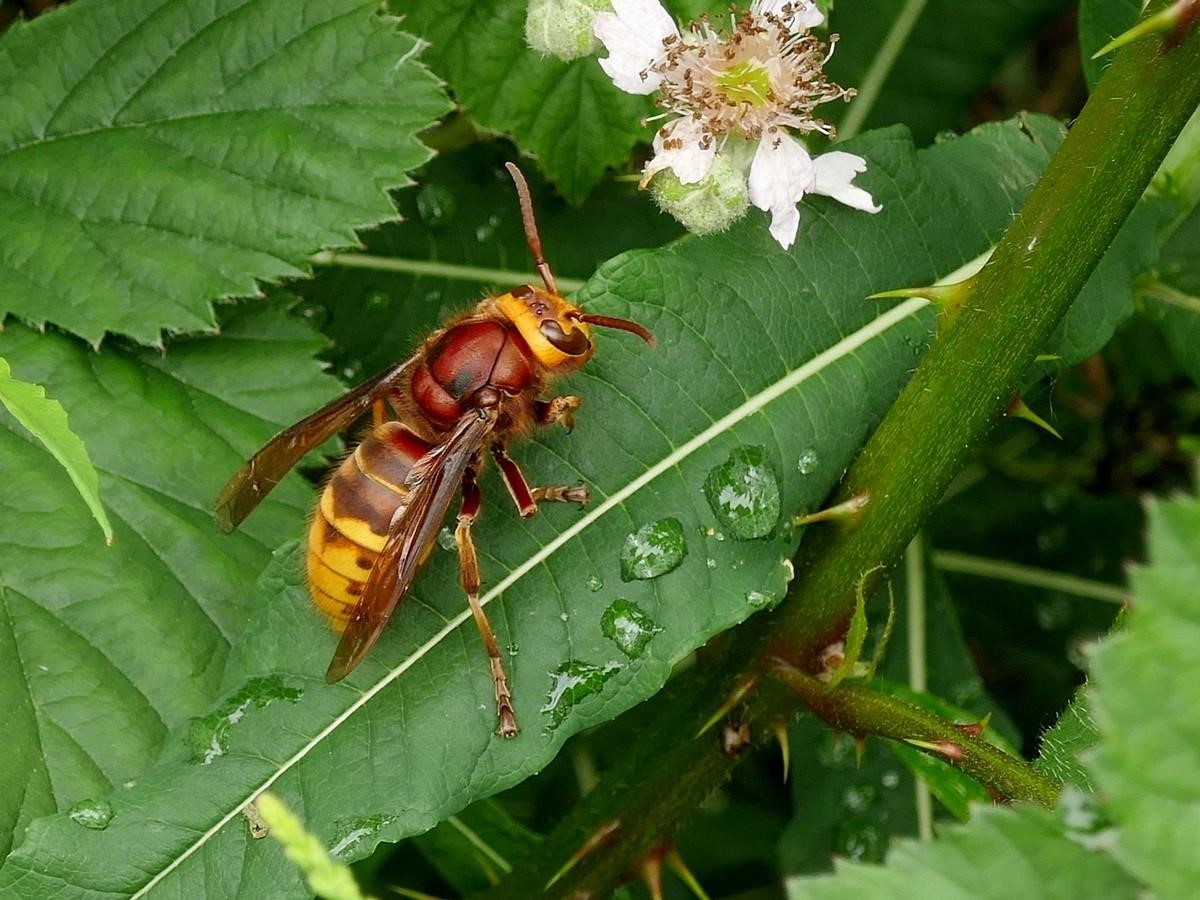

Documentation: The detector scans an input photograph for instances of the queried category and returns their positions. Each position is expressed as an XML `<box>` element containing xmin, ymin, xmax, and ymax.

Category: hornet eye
<box><xmin>539</xmin><ymin>319</ymin><xmax>591</xmax><ymax>356</ymax></box>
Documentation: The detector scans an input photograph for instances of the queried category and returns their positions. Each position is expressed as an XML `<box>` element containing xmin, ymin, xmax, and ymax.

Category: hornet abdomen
<box><xmin>306</xmin><ymin>422</ymin><xmax>431</xmax><ymax>629</ymax></box>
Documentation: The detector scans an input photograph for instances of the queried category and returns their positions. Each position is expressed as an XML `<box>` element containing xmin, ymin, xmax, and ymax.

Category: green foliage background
<box><xmin>0</xmin><ymin>0</ymin><xmax>1197</xmax><ymax>898</ymax></box>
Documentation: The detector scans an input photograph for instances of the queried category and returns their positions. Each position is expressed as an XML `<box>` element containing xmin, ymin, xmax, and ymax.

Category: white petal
<box><xmin>748</xmin><ymin>131</ymin><xmax>814</xmax><ymax>249</ymax></box>
<box><xmin>594</xmin><ymin>0</ymin><xmax>679</xmax><ymax>94</ymax></box>
<box><xmin>811</xmin><ymin>151</ymin><xmax>883</xmax><ymax>213</ymax></box>
<box><xmin>641</xmin><ymin>118</ymin><xmax>716</xmax><ymax>185</ymax></box>
<box><xmin>751</xmin><ymin>0</ymin><xmax>824</xmax><ymax>28</ymax></box>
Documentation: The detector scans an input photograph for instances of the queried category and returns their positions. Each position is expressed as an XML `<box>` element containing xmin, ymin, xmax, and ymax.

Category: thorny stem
<box><xmin>485</xmin><ymin>10</ymin><xmax>1200</xmax><ymax>899</ymax></box>
<box><xmin>773</xmin><ymin>671</ymin><xmax>1060</xmax><ymax>808</ymax></box>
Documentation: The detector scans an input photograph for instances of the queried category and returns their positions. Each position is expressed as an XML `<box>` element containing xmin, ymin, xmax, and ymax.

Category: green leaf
<box><xmin>0</xmin><ymin>118</ymin><xmax>1069</xmax><ymax>897</ymax></box>
<box><xmin>0</xmin><ymin>0</ymin><xmax>449</xmax><ymax>346</ymax></box>
<box><xmin>1041</xmin><ymin>198</ymin><xmax>1170</xmax><ymax>367</ymax></box>
<box><xmin>1035</xmin><ymin>690</ymin><xmax>1098</xmax><ymax>791</ymax></box>
<box><xmin>400</xmin><ymin>0</ymin><xmax>650</xmax><ymax>204</ymax></box>
<box><xmin>0</xmin><ymin>357</ymin><xmax>111</xmax><ymax>544</ymax></box>
<box><xmin>1091</xmin><ymin>492</ymin><xmax>1200</xmax><ymax>899</ymax></box>
<box><xmin>1144</xmin><ymin>207</ymin><xmax>1200</xmax><ymax>385</ymax></box>
<box><xmin>780</xmin><ymin>715</ymin><xmax>920</xmax><ymax>872</ymax></box>
<box><xmin>1079</xmin><ymin>0</ymin><xmax>1143</xmax><ymax>88</ymax></box>
<box><xmin>827</xmin><ymin>0</ymin><xmax>1071</xmax><ymax>143</ymax></box>
<box><xmin>412</xmin><ymin>801</ymin><xmax>540</xmax><ymax>894</ymax></box>
<box><xmin>786</xmin><ymin>805</ymin><xmax>1140</xmax><ymax>899</ymax></box>
<box><xmin>0</xmin><ymin>302</ymin><xmax>340</xmax><ymax>860</ymax></box>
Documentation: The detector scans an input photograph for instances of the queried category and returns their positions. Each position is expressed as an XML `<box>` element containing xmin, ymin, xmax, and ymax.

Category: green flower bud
<box><xmin>650</xmin><ymin>153</ymin><xmax>750</xmax><ymax>236</ymax></box>
<box><xmin>525</xmin><ymin>0</ymin><xmax>607</xmax><ymax>61</ymax></box>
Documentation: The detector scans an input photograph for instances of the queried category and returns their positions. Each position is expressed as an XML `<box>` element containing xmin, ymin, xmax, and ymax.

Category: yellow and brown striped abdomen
<box><xmin>306</xmin><ymin>422</ymin><xmax>432</xmax><ymax>630</ymax></box>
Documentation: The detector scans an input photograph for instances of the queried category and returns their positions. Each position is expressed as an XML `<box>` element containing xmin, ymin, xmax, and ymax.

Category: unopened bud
<box><xmin>650</xmin><ymin>153</ymin><xmax>750</xmax><ymax>236</ymax></box>
<box><xmin>525</xmin><ymin>0</ymin><xmax>606</xmax><ymax>61</ymax></box>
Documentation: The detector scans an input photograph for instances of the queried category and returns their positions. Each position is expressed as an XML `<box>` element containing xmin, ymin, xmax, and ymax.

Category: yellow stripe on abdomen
<box><xmin>307</xmin><ymin>434</ymin><xmax>417</xmax><ymax>627</ymax></box>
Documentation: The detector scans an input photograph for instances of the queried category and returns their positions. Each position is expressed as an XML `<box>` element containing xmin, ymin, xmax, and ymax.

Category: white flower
<box><xmin>593</xmin><ymin>0</ymin><xmax>882</xmax><ymax>249</ymax></box>
<box><xmin>594</xmin><ymin>0</ymin><xmax>679</xmax><ymax>94</ymax></box>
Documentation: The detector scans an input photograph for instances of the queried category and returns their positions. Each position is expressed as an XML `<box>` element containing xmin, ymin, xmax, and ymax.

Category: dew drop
<box><xmin>585</xmin><ymin>574</ymin><xmax>604</xmax><ymax>592</ymax></box>
<box><xmin>817</xmin><ymin>734</ymin><xmax>856</xmax><ymax>768</ymax></box>
<box><xmin>506</xmin><ymin>642</ymin><xmax>520</xmax><ymax>656</ymax></box>
<box><xmin>437</xmin><ymin>526</ymin><xmax>456</xmax><ymax>551</ymax></box>
<box><xmin>541</xmin><ymin>660</ymin><xmax>622</xmax><ymax>726</ymax></box>
<box><xmin>365</xmin><ymin>291</ymin><xmax>391</xmax><ymax>310</ymax></box>
<box><xmin>68</xmin><ymin>798</ymin><xmax>114</xmax><ymax>830</ymax></box>
<box><xmin>415</xmin><ymin>183</ymin><xmax>457</xmax><ymax>229</ymax></box>
<box><xmin>329</xmin><ymin>814</ymin><xmax>397</xmax><ymax>861</ymax></box>
<box><xmin>620</xmin><ymin>518</ymin><xmax>687</xmax><ymax>581</ymax></box>
<box><xmin>881</xmin><ymin>770</ymin><xmax>901</xmax><ymax>789</ymax></box>
<box><xmin>745</xmin><ymin>590</ymin><xmax>777</xmax><ymax>610</ymax></box>
<box><xmin>833</xmin><ymin>819</ymin><xmax>886</xmax><ymax>862</ymax></box>
<box><xmin>601</xmin><ymin>599</ymin><xmax>663</xmax><ymax>658</ymax></box>
<box><xmin>796</xmin><ymin>448</ymin><xmax>819</xmax><ymax>475</ymax></box>
<box><xmin>340</xmin><ymin>360</ymin><xmax>364</xmax><ymax>383</ymax></box>
<box><xmin>703</xmin><ymin>446</ymin><xmax>780</xmax><ymax>540</ymax></box>
<box><xmin>187</xmin><ymin>675</ymin><xmax>303</xmax><ymax>765</ymax></box>
<box><xmin>292</xmin><ymin>298</ymin><xmax>328</xmax><ymax>329</ymax></box>
<box><xmin>842</xmin><ymin>784</ymin><xmax>878</xmax><ymax>813</ymax></box>
<box><xmin>706</xmin><ymin>557</ymin><xmax>718</xmax><ymax>570</ymax></box>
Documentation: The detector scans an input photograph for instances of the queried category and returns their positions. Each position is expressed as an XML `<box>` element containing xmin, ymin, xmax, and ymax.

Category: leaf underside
<box><xmin>1091</xmin><ymin>493</ymin><xmax>1200</xmax><ymax>898</ymax></box>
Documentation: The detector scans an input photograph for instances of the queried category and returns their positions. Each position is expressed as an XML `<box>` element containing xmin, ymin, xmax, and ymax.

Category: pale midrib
<box><xmin>131</xmin><ymin>296</ymin><xmax>931</xmax><ymax>897</ymax></box>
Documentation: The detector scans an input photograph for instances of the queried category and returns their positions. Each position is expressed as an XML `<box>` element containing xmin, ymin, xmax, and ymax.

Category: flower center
<box><xmin>713</xmin><ymin>60</ymin><xmax>773</xmax><ymax>107</ymax></box>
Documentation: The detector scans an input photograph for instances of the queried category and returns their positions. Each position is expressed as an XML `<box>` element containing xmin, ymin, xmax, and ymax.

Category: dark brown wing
<box><xmin>215</xmin><ymin>355</ymin><xmax>418</xmax><ymax>533</ymax></box>
<box><xmin>325</xmin><ymin>408</ymin><xmax>497</xmax><ymax>683</ymax></box>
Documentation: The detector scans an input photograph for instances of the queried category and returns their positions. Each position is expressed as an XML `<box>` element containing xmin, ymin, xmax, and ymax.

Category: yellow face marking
<box><xmin>497</xmin><ymin>289</ymin><xmax>592</xmax><ymax>370</ymax></box>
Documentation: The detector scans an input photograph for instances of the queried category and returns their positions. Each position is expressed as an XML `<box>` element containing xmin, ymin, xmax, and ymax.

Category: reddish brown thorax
<box><xmin>410</xmin><ymin>319</ymin><xmax>538</xmax><ymax>425</ymax></box>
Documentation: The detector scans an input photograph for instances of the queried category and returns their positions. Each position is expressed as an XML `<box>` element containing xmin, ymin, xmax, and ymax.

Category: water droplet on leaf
<box><xmin>415</xmin><ymin>183</ymin><xmax>457</xmax><ymax>229</ymax></box>
<box><xmin>340</xmin><ymin>360</ymin><xmax>364</xmax><ymax>383</ymax></box>
<box><xmin>703</xmin><ymin>446</ymin><xmax>780</xmax><ymax>540</ymax></box>
<box><xmin>745</xmin><ymin>590</ymin><xmax>777</xmax><ymax>610</ymax></box>
<box><xmin>437</xmin><ymin>526</ymin><xmax>456</xmax><ymax>551</ymax></box>
<box><xmin>797</xmin><ymin>448</ymin><xmax>819</xmax><ymax>475</ymax></box>
<box><xmin>833</xmin><ymin>819</ymin><xmax>886</xmax><ymax>862</ymax></box>
<box><xmin>620</xmin><ymin>518</ymin><xmax>687</xmax><ymax>581</ymax></box>
<box><xmin>187</xmin><ymin>675</ymin><xmax>303</xmax><ymax>765</ymax></box>
<box><xmin>68</xmin><ymin>798</ymin><xmax>114</xmax><ymax>830</ymax></box>
<box><xmin>329</xmin><ymin>814</ymin><xmax>397</xmax><ymax>860</ymax></box>
<box><xmin>601</xmin><ymin>599</ymin><xmax>663</xmax><ymax>658</ymax></box>
<box><xmin>541</xmin><ymin>660</ymin><xmax>622</xmax><ymax>726</ymax></box>
<box><xmin>292</xmin><ymin>298</ymin><xmax>328</xmax><ymax>329</ymax></box>
<box><xmin>842</xmin><ymin>784</ymin><xmax>878</xmax><ymax>813</ymax></box>
<box><xmin>585</xmin><ymin>574</ymin><xmax>604</xmax><ymax>592</ymax></box>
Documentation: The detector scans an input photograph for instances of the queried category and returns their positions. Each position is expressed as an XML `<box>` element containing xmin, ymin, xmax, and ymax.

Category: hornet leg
<box><xmin>456</xmin><ymin>465</ymin><xmax>519</xmax><ymax>738</ymax></box>
<box><xmin>492</xmin><ymin>443</ymin><xmax>590</xmax><ymax>520</ymax></box>
<box><xmin>535</xmin><ymin>395</ymin><xmax>582</xmax><ymax>432</ymax></box>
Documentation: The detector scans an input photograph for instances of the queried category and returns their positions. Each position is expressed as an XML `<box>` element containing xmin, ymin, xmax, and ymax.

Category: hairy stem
<box><xmin>774</xmin><ymin>670</ymin><xmax>1060</xmax><ymax>808</ymax></box>
<box><xmin>486</xmin><ymin>12</ymin><xmax>1200</xmax><ymax>899</ymax></box>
